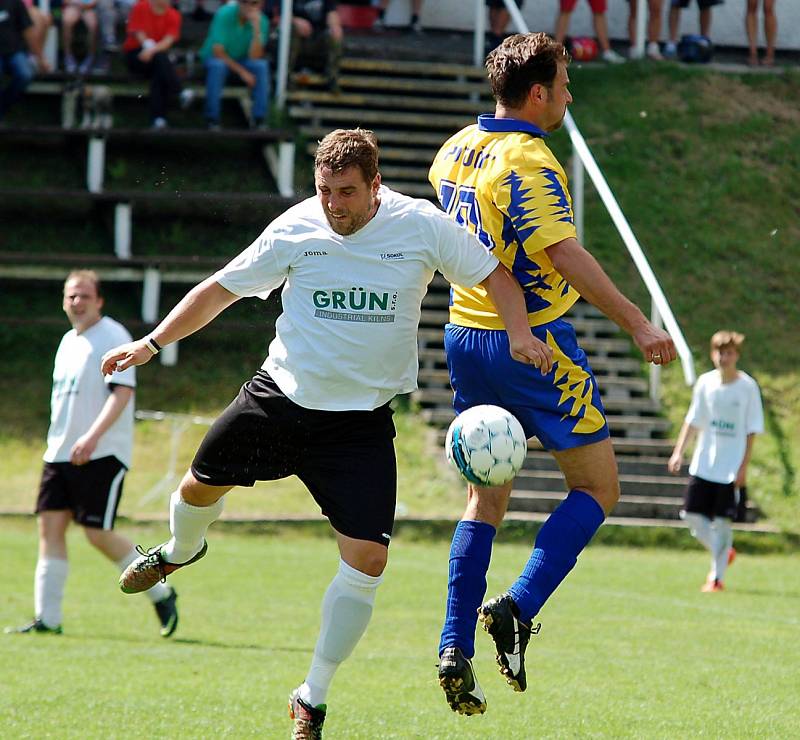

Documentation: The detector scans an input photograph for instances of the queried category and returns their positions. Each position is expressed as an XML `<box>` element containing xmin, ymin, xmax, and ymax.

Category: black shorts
<box><xmin>36</xmin><ymin>456</ymin><xmax>127</xmax><ymax>530</ymax></box>
<box><xmin>683</xmin><ymin>475</ymin><xmax>738</xmax><ymax>520</ymax></box>
<box><xmin>191</xmin><ymin>370</ymin><xmax>397</xmax><ymax>546</ymax></box>
<box><xmin>671</xmin><ymin>0</ymin><xmax>723</xmax><ymax>9</ymax></box>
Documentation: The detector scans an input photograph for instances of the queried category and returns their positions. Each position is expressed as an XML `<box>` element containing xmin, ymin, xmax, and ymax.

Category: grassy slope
<box><xmin>1</xmin><ymin>64</ymin><xmax>798</xmax><ymax>528</ymax></box>
<box><xmin>1</xmin><ymin>519</ymin><xmax>798</xmax><ymax>738</ymax></box>
<box><xmin>556</xmin><ymin>64</ymin><xmax>800</xmax><ymax>528</ymax></box>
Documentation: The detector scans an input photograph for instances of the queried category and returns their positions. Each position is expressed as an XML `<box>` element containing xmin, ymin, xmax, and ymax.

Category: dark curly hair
<box><xmin>486</xmin><ymin>32</ymin><xmax>570</xmax><ymax>108</ymax></box>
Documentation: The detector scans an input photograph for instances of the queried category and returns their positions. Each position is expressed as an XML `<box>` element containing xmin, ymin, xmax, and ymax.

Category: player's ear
<box><xmin>372</xmin><ymin>172</ymin><xmax>381</xmax><ymax>195</ymax></box>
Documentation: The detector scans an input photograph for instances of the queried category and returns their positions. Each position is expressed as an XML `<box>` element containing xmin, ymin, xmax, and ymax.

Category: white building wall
<box><xmin>380</xmin><ymin>1</ymin><xmax>800</xmax><ymax>52</ymax></box>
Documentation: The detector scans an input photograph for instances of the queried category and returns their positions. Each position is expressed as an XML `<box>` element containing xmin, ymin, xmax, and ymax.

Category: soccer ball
<box><xmin>445</xmin><ymin>405</ymin><xmax>527</xmax><ymax>487</ymax></box>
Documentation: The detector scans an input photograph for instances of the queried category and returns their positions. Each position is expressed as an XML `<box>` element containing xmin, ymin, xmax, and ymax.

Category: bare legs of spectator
<box><xmin>746</xmin><ymin>0</ymin><xmax>777</xmax><ymax>66</ymax></box>
<box><xmin>62</xmin><ymin>6</ymin><xmax>98</xmax><ymax>74</ymax></box>
<box><xmin>628</xmin><ymin>0</ymin><xmax>664</xmax><ymax>59</ymax></box>
<box><xmin>555</xmin><ymin>10</ymin><xmax>624</xmax><ymax>63</ymax></box>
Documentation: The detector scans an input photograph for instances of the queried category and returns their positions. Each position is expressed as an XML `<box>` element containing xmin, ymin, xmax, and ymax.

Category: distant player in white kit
<box><xmin>100</xmin><ymin>129</ymin><xmax>553</xmax><ymax>739</ymax></box>
<box><xmin>668</xmin><ymin>330</ymin><xmax>764</xmax><ymax>592</ymax></box>
<box><xmin>5</xmin><ymin>270</ymin><xmax>179</xmax><ymax>638</ymax></box>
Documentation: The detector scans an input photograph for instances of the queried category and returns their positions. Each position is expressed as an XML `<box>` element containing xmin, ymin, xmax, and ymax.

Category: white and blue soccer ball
<box><xmin>445</xmin><ymin>405</ymin><xmax>527</xmax><ymax>487</ymax></box>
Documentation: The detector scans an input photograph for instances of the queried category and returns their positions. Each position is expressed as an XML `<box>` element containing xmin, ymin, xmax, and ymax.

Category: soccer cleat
<box><xmin>728</xmin><ymin>547</ymin><xmax>737</xmax><ymax>566</ymax></box>
<box><xmin>154</xmin><ymin>588</ymin><xmax>179</xmax><ymax>638</ymax></box>
<box><xmin>119</xmin><ymin>541</ymin><xmax>208</xmax><ymax>594</ymax></box>
<box><xmin>288</xmin><ymin>688</ymin><xmax>326</xmax><ymax>739</ymax></box>
<box><xmin>701</xmin><ymin>578</ymin><xmax>725</xmax><ymax>593</ymax></box>
<box><xmin>438</xmin><ymin>646</ymin><xmax>487</xmax><ymax>716</ymax></box>
<box><xmin>478</xmin><ymin>593</ymin><xmax>539</xmax><ymax>692</ymax></box>
<box><xmin>5</xmin><ymin>619</ymin><xmax>63</xmax><ymax>635</ymax></box>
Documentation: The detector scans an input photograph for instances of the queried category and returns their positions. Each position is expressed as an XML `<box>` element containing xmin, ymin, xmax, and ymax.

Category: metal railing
<box><xmin>473</xmin><ymin>0</ymin><xmax>695</xmax><ymax>398</ymax></box>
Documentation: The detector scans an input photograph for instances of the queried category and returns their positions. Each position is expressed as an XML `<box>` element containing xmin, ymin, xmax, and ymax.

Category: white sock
<box><xmin>117</xmin><ymin>548</ymin><xmax>171</xmax><ymax>603</ymax></box>
<box><xmin>298</xmin><ymin>559</ymin><xmax>382</xmax><ymax>708</ymax></box>
<box><xmin>711</xmin><ymin>518</ymin><xmax>733</xmax><ymax>582</ymax></box>
<box><xmin>161</xmin><ymin>490</ymin><xmax>224</xmax><ymax>564</ymax></box>
<box><xmin>34</xmin><ymin>557</ymin><xmax>69</xmax><ymax>628</ymax></box>
<box><xmin>684</xmin><ymin>512</ymin><xmax>714</xmax><ymax>551</ymax></box>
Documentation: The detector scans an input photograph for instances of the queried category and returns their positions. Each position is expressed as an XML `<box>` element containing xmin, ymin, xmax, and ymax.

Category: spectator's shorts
<box><xmin>671</xmin><ymin>0</ymin><xmax>724</xmax><ymax>9</ymax></box>
<box><xmin>485</xmin><ymin>0</ymin><xmax>524</xmax><ymax>9</ymax></box>
<box><xmin>445</xmin><ymin>319</ymin><xmax>609</xmax><ymax>452</ymax></box>
<box><xmin>191</xmin><ymin>370</ymin><xmax>397</xmax><ymax>546</ymax></box>
<box><xmin>36</xmin><ymin>456</ymin><xmax>127</xmax><ymax>530</ymax></box>
<box><xmin>683</xmin><ymin>475</ymin><xmax>738</xmax><ymax>520</ymax></box>
<box><xmin>561</xmin><ymin>0</ymin><xmax>607</xmax><ymax>12</ymax></box>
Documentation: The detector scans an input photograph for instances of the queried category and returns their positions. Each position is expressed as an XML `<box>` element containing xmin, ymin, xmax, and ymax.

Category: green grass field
<box><xmin>2</xmin><ymin>519</ymin><xmax>797</xmax><ymax>738</ymax></box>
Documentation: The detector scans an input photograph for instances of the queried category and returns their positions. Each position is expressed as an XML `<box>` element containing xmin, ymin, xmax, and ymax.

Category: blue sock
<box><xmin>508</xmin><ymin>489</ymin><xmax>605</xmax><ymax>624</ymax></box>
<box><xmin>438</xmin><ymin>520</ymin><xmax>496</xmax><ymax>659</ymax></box>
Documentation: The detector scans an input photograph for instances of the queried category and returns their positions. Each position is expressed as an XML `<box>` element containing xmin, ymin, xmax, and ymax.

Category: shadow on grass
<box><xmin>731</xmin><ymin>588</ymin><xmax>800</xmax><ymax>600</ymax></box>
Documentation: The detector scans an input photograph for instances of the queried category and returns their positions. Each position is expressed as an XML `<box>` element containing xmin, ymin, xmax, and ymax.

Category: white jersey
<box><xmin>216</xmin><ymin>185</ymin><xmax>499</xmax><ymax>411</ymax></box>
<box><xmin>686</xmin><ymin>370</ymin><xmax>764</xmax><ymax>484</ymax></box>
<box><xmin>44</xmin><ymin>316</ymin><xmax>136</xmax><ymax>467</ymax></box>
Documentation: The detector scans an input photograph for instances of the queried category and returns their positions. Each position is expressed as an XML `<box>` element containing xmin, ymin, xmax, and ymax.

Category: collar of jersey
<box><xmin>477</xmin><ymin>114</ymin><xmax>549</xmax><ymax>138</ymax></box>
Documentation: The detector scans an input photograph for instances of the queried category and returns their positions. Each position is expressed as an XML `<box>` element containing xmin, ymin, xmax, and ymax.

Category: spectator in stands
<box><xmin>0</xmin><ymin>0</ymin><xmax>37</xmax><ymax>120</ymax></box>
<box><xmin>62</xmin><ymin>0</ymin><xmax>100</xmax><ymax>74</ymax></box>
<box><xmin>4</xmin><ymin>270</ymin><xmax>179</xmax><ymax>639</ymax></box>
<box><xmin>199</xmin><ymin>0</ymin><xmax>270</xmax><ymax>130</ymax></box>
<box><xmin>664</xmin><ymin>0</ymin><xmax>722</xmax><ymax>59</ymax></box>
<box><xmin>22</xmin><ymin>0</ymin><xmax>52</xmax><ymax>71</ymax></box>
<box><xmin>374</xmin><ymin>0</ymin><xmax>424</xmax><ymax>33</ymax></box>
<box><xmin>668</xmin><ymin>331</ymin><xmax>763</xmax><ymax>593</ymax></box>
<box><xmin>96</xmin><ymin>0</ymin><xmax>137</xmax><ymax>72</ymax></box>
<box><xmin>269</xmin><ymin>0</ymin><xmax>342</xmax><ymax>92</ymax></box>
<box><xmin>745</xmin><ymin>0</ymin><xmax>777</xmax><ymax>67</ymax></box>
<box><xmin>627</xmin><ymin>0</ymin><xmax>665</xmax><ymax>60</ymax></box>
<box><xmin>554</xmin><ymin>0</ymin><xmax>625</xmax><ymax>63</ymax></box>
<box><xmin>485</xmin><ymin>0</ymin><xmax>524</xmax><ymax>55</ymax></box>
<box><xmin>123</xmin><ymin>0</ymin><xmax>194</xmax><ymax>130</ymax></box>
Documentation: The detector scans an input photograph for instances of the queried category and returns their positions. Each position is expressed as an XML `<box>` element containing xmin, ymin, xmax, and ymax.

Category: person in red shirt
<box><xmin>124</xmin><ymin>0</ymin><xmax>193</xmax><ymax>129</ymax></box>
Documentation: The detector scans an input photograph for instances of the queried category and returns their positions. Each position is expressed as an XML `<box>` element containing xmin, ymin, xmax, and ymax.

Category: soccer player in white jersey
<box><xmin>668</xmin><ymin>331</ymin><xmax>764</xmax><ymax>592</ymax></box>
<box><xmin>5</xmin><ymin>271</ymin><xmax>179</xmax><ymax>638</ymax></box>
<box><xmin>99</xmin><ymin>128</ymin><xmax>553</xmax><ymax>738</ymax></box>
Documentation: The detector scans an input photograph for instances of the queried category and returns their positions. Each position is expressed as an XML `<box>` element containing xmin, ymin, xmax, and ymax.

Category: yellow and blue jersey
<box><xmin>429</xmin><ymin>114</ymin><xmax>579</xmax><ymax>330</ymax></box>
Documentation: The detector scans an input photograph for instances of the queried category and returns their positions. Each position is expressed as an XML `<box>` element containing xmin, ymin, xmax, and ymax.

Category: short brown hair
<box><xmin>64</xmin><ymin>269</ymin><xmax>102</xmax><ymax>298</ymax></box>
<box><xmin>710</xmin><ymin>330</ymin><xmax>745</xmax><ymax>352</ymax></box>
<box><xmin>486</xmin><ymin>32</ymin><xmax>570</xmax><ymax>108</ymax></box>
<box><xmin>314</xmin><ymin>128</ymin><xmax>379</xmax><ymax>184</ymax></box>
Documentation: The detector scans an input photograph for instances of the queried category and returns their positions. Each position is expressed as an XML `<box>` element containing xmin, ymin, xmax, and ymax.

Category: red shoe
<box><xmin>701</xmin><ymin>579</ymin><xmax>724</xmax><ymax>593</ymax></box>
<box><xmin>727</xmin><ymin>547</ymin><xmax>737</xmax><ymax>566</ymax></box>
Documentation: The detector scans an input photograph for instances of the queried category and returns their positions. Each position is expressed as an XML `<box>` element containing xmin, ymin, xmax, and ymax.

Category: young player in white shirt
<box><xmin>668</xmin><ymin>330</ymin><xmax>764</xmax><ymax>592</ymax></box>
<box><xmin>5</xmin><ymin>271</ymin><xmax>179</xmax><ymax>638</ymax></box>
<box><xmin>99</xmin><ymin>128</ymin><xmax>554</xmax><ymax>738</ymax></box>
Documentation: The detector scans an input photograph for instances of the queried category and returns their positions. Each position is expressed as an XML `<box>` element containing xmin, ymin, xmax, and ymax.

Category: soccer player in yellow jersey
<box><xmin>431</xmin><ymin>32</ymin><xmax>677</xmax><ymax>715</ymax></box>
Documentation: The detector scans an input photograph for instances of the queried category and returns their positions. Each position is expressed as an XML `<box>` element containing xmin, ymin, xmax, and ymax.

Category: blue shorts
<box><xmin>445</xmin><ymin>320</ymin><xmax>610</xmax><ymax>452</ymax></box>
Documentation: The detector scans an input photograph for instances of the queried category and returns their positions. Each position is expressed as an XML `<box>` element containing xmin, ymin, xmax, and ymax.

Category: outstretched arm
<box><xmin>546</xmin><ymin>237</ymin><xmax>676</xmax><ymax>365</ymax></box>
<box><xmin>101</xmin><ymin>277</ymin><xmax>240</xmax><ymax>375</ymax></box>
<box><xmin>481</xmin><ymin>264</ymin><xmax>554</xmax><ymax>374</ymax></box>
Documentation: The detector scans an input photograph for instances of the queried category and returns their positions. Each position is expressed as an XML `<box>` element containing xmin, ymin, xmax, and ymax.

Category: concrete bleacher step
<box><xmin>289</xmin><ymin>105</ymin><xmax>470</xmax><ymax>130</ymax></box>
<box><xmin>305</xmin><ymin>141</ymin><xmax>437</xmax><ymax>164</ymax></box>
<box><xmin>417</xmin><ymin>327</ymin><xmax>633</xmax><ymax>357</ymax></box>
<box><xmin>514</xmin><ymin>468</ymin><xmax>687</xmax><ymax>497</ymax></box>
<box><xmin>341</xmin><ymin>56</ymin><xmax>485</xmax><ymax>80</ymax></box>
<box><xmin>521</xmin><ymin>450</ymin><xmax>678</xmax><ymax>477</ymax></box>
<box><xmin>421</xmin><ymin>406</ymin><xmax>671</xmax><ymax>438</ymax></box>
<box><xmin>508</xmin><ymin>490</ymin><xmax>761</xmax><ymax>522</ymax></box>
<box><xmin>417</xmin><ymin>367</ymin><xmax>648</xmax><ymax>397</ymax></box>
<box><xmin>381</xmin><ymin>180</ymin><xmax>435</xmax><ymax>197</ymax></box>
<box><xmin>337</xmin><ymin>75</ymin><xmax>491</xmax><ymax>98</ymax></box>
<box><xmin>413</xmin><ymin>386</ymin><xmax>660</xmax><ymax>415</ymax></box>
<box><xmin>288</xmin><ymin>90</ymin><xmax>486</xmax><ymax>116</ymax></box>
<box><xmin>300</xmin><ymin>126</ymin><xmax>449</xmax><ymax>148</ymax></box>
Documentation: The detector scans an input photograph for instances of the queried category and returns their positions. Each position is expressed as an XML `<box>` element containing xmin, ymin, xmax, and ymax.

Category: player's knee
<box><xmin>82</xmin><ymin>526</ymin><xmax>106</xmax><ymax>547</ymax></box>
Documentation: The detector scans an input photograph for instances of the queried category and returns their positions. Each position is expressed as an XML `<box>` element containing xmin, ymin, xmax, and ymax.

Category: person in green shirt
<box><xmin>199</xmin><ymin>0</ymin><xmax>270</xmax><ymax>129</ymax></box>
